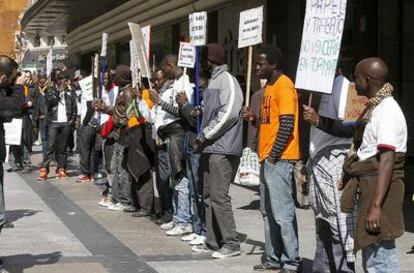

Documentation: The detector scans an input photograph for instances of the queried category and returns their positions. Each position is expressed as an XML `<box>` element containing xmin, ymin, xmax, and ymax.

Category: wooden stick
<box><xmin>245</xmin><ymin>46</ymin><xmax>253</xmax><ymax>107</ymax></box>
<box><xmin>308</xmin><ymin>93</ymin><xmax>313</xmax><ymax>107</ymax></box>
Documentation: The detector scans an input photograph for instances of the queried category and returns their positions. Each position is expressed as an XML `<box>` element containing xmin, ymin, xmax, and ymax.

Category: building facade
<box><xmin>0</xmin><ymin>0</ymin><xmax>29</xmax><ymax>60</ymax></box>
<box><xmin>21</xmin><ymin>0</ymin><xmax>414</xmax><ymax>197</ymax></box>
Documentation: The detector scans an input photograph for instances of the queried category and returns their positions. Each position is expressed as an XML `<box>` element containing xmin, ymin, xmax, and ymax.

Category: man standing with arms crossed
<box><xmin>0</xmin><ymin>55</ymin><xmax>26</xmax><ymax>269</ymax></box>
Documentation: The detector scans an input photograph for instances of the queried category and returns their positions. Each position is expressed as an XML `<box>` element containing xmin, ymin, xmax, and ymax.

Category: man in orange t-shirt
<box><xmin>243</xmin><ymin>45</ymin><xmax>300</xmax><ymax>272</ymax></box>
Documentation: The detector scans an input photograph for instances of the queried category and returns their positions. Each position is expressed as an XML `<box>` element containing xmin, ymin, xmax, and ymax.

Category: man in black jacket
<box><xmin>0</xmin><ymin>55</ymin><xmax>26</xmax><ymax>269</ymax></box>
<box><xmin>38</xmin><ymin>71</ymin><xmax>77</xmax><ymax>181</ymax></box>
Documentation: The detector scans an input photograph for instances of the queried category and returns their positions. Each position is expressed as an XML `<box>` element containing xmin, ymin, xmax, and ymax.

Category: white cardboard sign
<box><xmin>141</xmin><ymin>25</ymin><xmax>151</xmax><ymax>60</ymax></box>
<box><xmin>100</xmin><ymin>32</ymin><xmax>108</xmax><ymax>57</ymax></box>
<box><xmin>79</xmin><ymin>75</ymin><xmax>94</xmax><ymax>101</ymax></box>
<box><xmin>4</xmin><ymin>119</ymin><xmax>22</xmax><ymax>145</ymax></box>
<box><xmin>295</xmin><ymin>0</ymin><xmax>347</xmax><ymax>94</ymax></box>
<box><xmin>189</xmin><ymin>12</ymin><xmax>207</xmax><ymax>46</ymax></box>
<box><xmin>178</xmin><ymin>42</ymin><xmax>196</xmax><ymax>68</ymax></box>
<box><xmin>129</xmin><ymin>23</ymin><xmax>152</xmax><ymax>79</ymax></box>
<box><xmin>46</xmin><ymin>49</ymin><xmax>53</xmax><ymax>77</ymax></box>
<box><xmin>238</xmin><ymin>6</ymin><xmax>264</xmax><ymax>48</ymax></box>
<box><xmin>130</xmin><ymin>40</ymin><xmax>140</xmax><ymax>87</ymax></box>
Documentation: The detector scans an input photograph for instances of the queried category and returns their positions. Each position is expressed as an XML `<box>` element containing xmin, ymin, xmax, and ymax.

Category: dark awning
<box><xmin>21</xmin><ymin>0</ymin><xmax>130</xmax><ymax>35</ymax></box>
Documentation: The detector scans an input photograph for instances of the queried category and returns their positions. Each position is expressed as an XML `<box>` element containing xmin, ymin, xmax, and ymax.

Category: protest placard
<box><xmin>128</xmin><ymin>23</ymin><xmax>152</xmax><ymax>80</ymax></box>
<box><xmin>344</xmin><ymin>83</ymin><xmax>368</xmax><ymax>121</ymax></box>
<box><xmin>141</xmin><ymin>25</ymin><xmax>151</xmax><ymax>60</ymax></box>
<box><xmin>129</xmin><ymin>40</ymin><xmax>140</xmax><ymax>87</ymax></box>
<box><xmin>79</xmin><ymin>75</ymin><xmax>94</xmax><ymax>101</ymax></box>
<box><xmin>189</xmin><ymin>12</ymin><xmax>207</xmax><ymax>46</ymax></box>
<box><xmin>100</xmin><ymin>33</ymin><xmax>108</xmax><ymax>57</ymax></box>
<box><xmin>4</xmin><ymin>119</ymin><xmax>22</xmax><ymax>145</ymax></box>
<box><xmin>178</xmin><ymin>42</ymin><xmax>196</xmax><ymax>68</ymax></box>
<box><xmin>238</xmin><ymin>6</ymin><xmax>263</xmax><ymax>49</ymax></box>
<box><xmin>46</xmin><ymin>49</ymin><xmax>53</xmax><ymax>77</ymax></box>
<box><xmin>295</xmin><ymin>0</ymin><xmax>347</xmax><ymax>95</ymax></box>
<box><xmin>238</xmin><ymin>6</ymin><xmax>264</xmax><ymax>107</ymax></box>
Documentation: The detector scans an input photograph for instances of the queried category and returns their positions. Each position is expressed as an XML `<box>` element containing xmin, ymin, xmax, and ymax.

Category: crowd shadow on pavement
<box><xmin>6</xmin><ymin>210</ymin><xmax>41</xmax><ymax>225</ymax></box>
<box><xmin>238</xmin><ymin>200</ymin><xmax>260</xmax><ymax>210</ymax></box>
<box><xmin>3</xmin><ymin>251</ymin><xmax>62</xmax><ymax>273</ymax></box>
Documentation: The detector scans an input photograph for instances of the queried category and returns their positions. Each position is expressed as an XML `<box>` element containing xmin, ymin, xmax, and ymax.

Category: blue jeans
<box><xmin>260</xmin><ymin>160</ymin><xmax>300</xmax><ymax>270</ymax></box>
<box><xmin>186</xmin><ymin>152</ymin><xmax>205</xmax><ymax>235</ymax></box>
<box><xmin>172</xmin><ymin>175</ymin><xmax>191</xmax><ymax>226</ymax></box>
<box><xmin>362</xmin><ymin>240</ymin><xmax>399</xmax><ymax>273</ymax></box>
<box><xmin>110</xmin><ymin>142</ymin><xmax>132</xmax><ymax>206</ymax></box>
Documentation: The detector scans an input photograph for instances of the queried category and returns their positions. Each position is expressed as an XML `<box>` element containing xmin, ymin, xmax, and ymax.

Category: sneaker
<box><xmin>98</xmin><ymin>197</ymin><xmax>112</xmax><ymax>207</ymax></box>
<box><xmin>57</xmin><ymin>168</ymin><xmax>68</xmax><ymax>180</ymax></box>
<box><xmin>123</xmin><ymin>206</ymin><xmax>137</xmax><ymax>213</ymax></box>
<box><xmin>107</xmin><ymin>203</ymin><xmax>124</xmax><ymax>211</ymax></box>
<box><xmin>76</xmin><ymin>175</ymin><xmax>92</xmax><ymax>183</ymax></box>
<box><xmin>166</xmin><ymin>225</ymin><xmax>193</xmax><ymax>236</ymax></box>
<box><xmin>211</xmin><ymin>248</ymin><xmax>241</xmax><ymax>259</ymax></box>
<box><xmin>189</xmin><ymin>235</ymin><xmax>206</xmax><ymax>246</ymax></box>
<box><xmin>22</xmin><ymin>167</ymin><xmax>32</xmax><ymax>174</ymax></box>
<box><xmin>37</xmin><ymin>168</ymin><xmax>48</xmax><ymax>181</ymax></box>
<box><xmin>181</xmin><ymin>233</ymin><xmax>198</xmax><ymax>242</ymax></box>
<box><xmin>253</xmin><ymin>263</ymin><xmax>282</xmax><ymax>271</ymax></box>
<box><xmin>192</xmin><ymin>244</ymin><xmax>212</xmax><ymax>254</ymax></box>
<box><xmin>160</xmin><ymin>220</ymin><xmax>174</xmax><ymax>230</ymax></box>
<box><xmin>94</xmin><ymin>173</ymin><xmax>104</xmax><ymax>180</ymax></box>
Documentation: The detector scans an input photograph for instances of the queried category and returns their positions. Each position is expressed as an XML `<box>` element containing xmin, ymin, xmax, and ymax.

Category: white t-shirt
<box><xmin>357</xmin><ymin>97</ymin><xmax>407</xmax><ymax>160</ymax></box>
<box><xmin>56</xmin><ymin>92</ymin><xmax>68</xmax><ymax>123</ymax></box>
<box><xmin>309</xmin><ymin>75</ymin><xmax>352</xmax><ymax>159</ymax></box>
<box><xmin>100</xmin><ymin>85</ymin><xmax>119</xmax><ymax>125</ymax></box>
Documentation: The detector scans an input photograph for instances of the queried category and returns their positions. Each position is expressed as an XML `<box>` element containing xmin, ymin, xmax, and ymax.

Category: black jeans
<box><xmin>79</xmin><ymin>124</ymin><xmax>98</xmax><ymax>176</ymax></box>
<box><xmin>41</xmin><ymin>122</ymin><xmax>71</xmax><ymax>169</ymax></box>
<box><xmin>38</xmin><ymin>118</ymin><xmax>48</xmax><ymax>161</ymax></box>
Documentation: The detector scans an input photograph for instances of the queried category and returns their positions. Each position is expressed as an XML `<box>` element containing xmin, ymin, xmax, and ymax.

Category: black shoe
<box><xmin>7</xmin><ymin>167</ymin><xmax>22</xmax><ymax>173</ymax></box>
<box><xmin>132</xmin><ymin>210</ymin><xmax>150</xmax><ymax>217</ymax></box>
<box><xmin>22</xmin><ymin>167</ymin><xmax>32</xmax><ymax>174</ymax></box>
<box><xmin>280</xmin><ymin>269</ymin><xmax>298</xmax><ymax>273</ymax></box>
<box><xmin>253</xmin><ymin>263</ymin><xmax>282</xmax><ymax>271</ymax></box>
<box><xmin>155</xmin><ymin>213</ymin><xmax>172</xmax><ymax>225</ymax></box>
<box><xmin>123</xmin><ymin>207</ymin><xmax>138</xmax><ymax>213</ymax></box>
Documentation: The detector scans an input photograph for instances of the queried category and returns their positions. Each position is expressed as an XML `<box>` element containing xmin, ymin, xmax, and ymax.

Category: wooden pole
<box><xmin>245</xmin><ymin>46</ymin><xmax>253</xmax><ymax>107</ymax></box>
<box><xmin>308</xmin><ymin>93</ymin><xmax>313</xmax><ymax>107</ymax></box>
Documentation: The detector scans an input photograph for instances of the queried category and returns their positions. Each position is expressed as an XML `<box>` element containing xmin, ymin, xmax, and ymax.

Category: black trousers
<box><xmin>131</xmin><ymin>171</ymin><xmax>154</xmax><ymax>212</ymax></box>
<box><xmin>41</xmin><ymin>122</ymin><xmax>71</xmax><ymax>169</ymax></box>
<box><xmin>79</xmin><ymin>124</ymin><xmax>98</xmax><ymax>176</ymax></box>
<box><xmin>202</xmin><ymin>153</ymin><xmax>240</xmax><ymax>251</ymax></box>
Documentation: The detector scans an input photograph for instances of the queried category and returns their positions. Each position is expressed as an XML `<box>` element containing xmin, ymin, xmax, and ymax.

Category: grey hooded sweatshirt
<box><xmin>201</xmin><ymin>64</ymin><xmax>243</xmax><ymax>156</ymax></box>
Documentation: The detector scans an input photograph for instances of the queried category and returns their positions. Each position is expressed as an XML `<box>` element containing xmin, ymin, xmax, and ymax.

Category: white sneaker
<box><xmin>107</xmin><ymin>203</ymin><xmax>125</xmax><ymax>211</ymax></box>
<box><xmin>181</xmin><ymin>233</ymin><xmax>198</xmax><ymax>242</ymax></box>
<box><xmin>191</xmin><ymin>244</ymin><xmax>211</xmax><ymax>254</ymax></box>
<box><xmin>166</xmin><ymin>225</ymin><xmax>193</xmax><ymax>236</ymax></box>
<box><xmin>189</xmin><ymin>235</ymin><xmax>206</xmax><ymax>246</ymax></box>
<box><xmin>160</xmin><ymin>221</ymin><xmax>174</xmax><ymax>230</ymax></box>
<box><xmin>98</xmin><ymin>197</ymin><xmax>111</xmax><ymax>207</ymax></box>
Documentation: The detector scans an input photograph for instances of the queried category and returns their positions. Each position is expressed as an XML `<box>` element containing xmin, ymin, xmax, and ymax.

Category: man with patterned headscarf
<box><xmin>304</xmin><ymin>57</ymin><xmax>407</xmax><ymax>272</ymax></box>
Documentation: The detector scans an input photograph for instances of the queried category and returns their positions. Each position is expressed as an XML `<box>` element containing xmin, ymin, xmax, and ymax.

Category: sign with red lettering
<box><xmin>295</xmin><ymin>0</ymin><xmax>348</xmax><ymax>94</ymax></box>
<box><xmin>178</xmin><ymin>42</ymin><xmax>196</xmax><ymax>68</ymax></box>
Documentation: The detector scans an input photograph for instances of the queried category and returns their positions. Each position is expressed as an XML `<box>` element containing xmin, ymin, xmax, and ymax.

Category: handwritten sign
<box><xmin>100</xmin><ymin>33</ymin><xmax>108</xmax><ymax>57</ymax></box>
<box><xmin>79</xmin><ymin>75</ymin><xmax>94</xmax><ymax>101</ymax></box>
<box><xmin>189</xmin><ymin>12</ymin><xmax>207</xmax><ymax>46</ymax></box>
<box><xmin>128</xmin><ymin>23</ymin><xmax>152</xmax><ymax>79</ymax></box>
<box><xmin>238</xmin><ymin>6</ymin><xmax>263</xmax><ymax>48</ymax></box>
<box><xmin>46</xmin><ymin>49</ymin><xmax>53</xmax><ymax>77</ymax></box>
<box><xmin>4</xmin><ymin>119</ymin><xmax>22</xmax><ymax>145</ymax></box>
<box><xmin>141</xmin><ymin>25</ymin><xmax>151</xmax><ymax>60</ymax></box>
<box><xmin>344</xmin><ymin>83</ymin><xmax>368</xmax><ymax>121</ymax></box>
<box><xmin>178</xmin><ymin>42</ymin><xmax>196</xmax><ymax>68</ymax></box>
<box><xmin>295</xmin><ymin>0</ymin><xmax>347</xmax><ymax>94</ymax></box>
<box><xmin>129</xmin><ymin>40</ymin><xmax>140</xmax><ymax>87</ymax></box>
